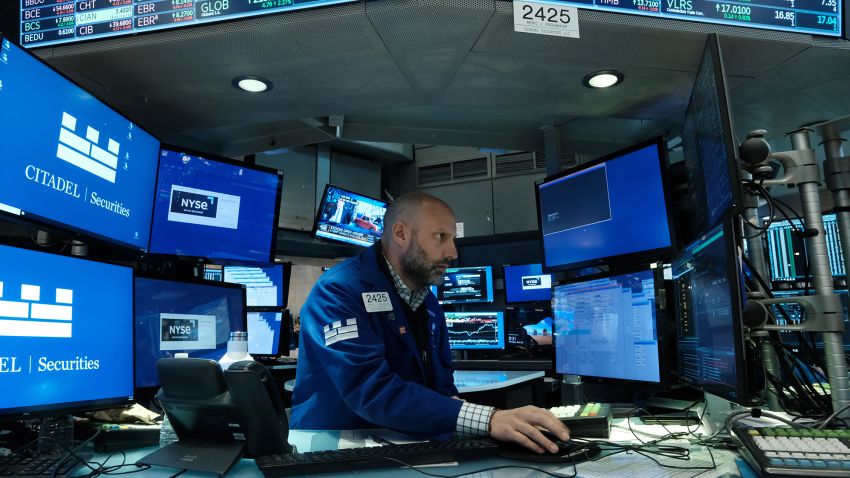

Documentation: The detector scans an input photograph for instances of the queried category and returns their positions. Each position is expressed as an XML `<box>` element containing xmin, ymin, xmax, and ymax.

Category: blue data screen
<box><xmin>0</xmin><ymin>39</ymin><xmax>160</xmax><ymax>251</ymax></box>
<box><xmin>0</xmin><ymin>244</ymin><xmax>134</xmax><ymax>415</ymax></box>
<box><xmin>504</xmin><ymin>263</ymin><xmax>552</xmax><ymax>303</ymax></box>
<box><xmin>224</xmin><ymin>265</ymin><xmax>285</xmax><ymax>307</ymax></box>
<box><xmin>248</xmin><ymin>311</ymin><xmax>284</xmax><ymax>355</ymax></box>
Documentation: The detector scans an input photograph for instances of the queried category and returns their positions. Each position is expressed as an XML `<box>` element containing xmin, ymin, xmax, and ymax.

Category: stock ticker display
<box><xmin>549</xmin><ymin>0</ymin><xmax>841</xmax><ymax>36</ymax></box>
<box><xmin>20</xmin><ymin>0</ymin><xmax>358</xmax><ymax>48</ymax></box>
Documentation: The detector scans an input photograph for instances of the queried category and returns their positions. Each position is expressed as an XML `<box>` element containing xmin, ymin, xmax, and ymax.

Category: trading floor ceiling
<box><xmin>13</xmin><ymin>0</ymin><xmax>850</xmax><ymax>158</ymax></box>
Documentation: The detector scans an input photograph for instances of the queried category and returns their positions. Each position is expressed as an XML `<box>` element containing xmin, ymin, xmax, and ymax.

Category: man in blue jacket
<box><xmin>291</xmin><ymin>192</ymin><xmax>569</xmax><ymax>453</ymax></box>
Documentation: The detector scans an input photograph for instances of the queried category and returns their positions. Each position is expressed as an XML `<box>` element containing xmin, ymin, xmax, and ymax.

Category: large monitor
<box><xmin>149</xmin><ymin>146</ymin><xmax>283</xmax><ymax>263</ymax></box>
<box><xmin>223</xmin><ymin>264</ymin><xmax>289</xmax><ymax>308</ymax></box>
<box><xmin>0</xmin><ymin>244</ymin><xmax>134</xmax><ymax>419</ymax></box>
<box><xmin>535</xmin><ymin>139</ymin><xmax>674</xmax><ymax>272</ymax></box>
<box><xmin>672</xmin><ymin>220</ymin><xmax>748</xmax><ymax>402</ymax></box>
<box><xmin>134</xmin><ymin>277</ymin><xmax>246</xmax><ymax>388</ymax></box>
<box><xmin>766</xmin><ymin>213</ymin><xmax>845</xmax><ymax>282</ymax></box>
<box><xmin>313</xmin><ymin>184</ymin><xmax>387</xmax><ymax>247</ymax></box>
<box><xmin>445</xmin><ymin>311</ymin><xmax>505</xmax><ymax>350</ymax></box>
<box><xmin>681</xmin><ymin>34</ymin><xmax>742</xmax><ymax>239</ymax></box>
<box><xmin>436</xmin><ymin>266</ymin><xmax>494</xmax><ymax>304</ymax></box>
<box><xmin>247</xmin><ymin>310</ymin><xmax>290</xmax><ymax>358</ymax></box>
<box><xmin>0</xmin><ymin>38</ymin><xmax>160</xmax><ymax>251</ymax></box>
<box><xmin>503</xmin><ymin>263</ymin><xmax>552</xmax><ymax>303</ymax></box>
<box><xmin>553</xmin><ymin>267</ymin><xmax>662</xmax><ymax>383</ymax></box>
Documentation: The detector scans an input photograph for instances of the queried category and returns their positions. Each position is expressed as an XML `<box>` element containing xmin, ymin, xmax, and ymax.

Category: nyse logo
<box><xmin>170</xmin><ymin>190</ymin><xmax>217</xmax><ymax>217</ymax></box>
<box><xmin>56</xmin><ymin>112</ymin><xmax>120</xmax><ymax>183</ymax></box>
<box><xmin>0</xmin><ymin>281</ymin><xmax>73</xmax><ymax>338</ymax></box>
<box><xmin>521</xmin><ymin>274</ymin><xmax>551</xmax><ymax>291</ymax></box>
<box><xmin>522</xmin><ymin>277</ymin><xmax>542</xmax><ymax>287</ymax></box>
<box><xmin>162</xmin><ymin>319</ymin><xmax>198</xmax><ymax>342</ymax></box>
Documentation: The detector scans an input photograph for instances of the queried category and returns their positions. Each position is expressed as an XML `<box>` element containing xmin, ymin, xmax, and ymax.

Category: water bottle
<box><xmin>218</xmin><ymin>331</ymin><xmax>253</xmax><ymax>370</ymax></box>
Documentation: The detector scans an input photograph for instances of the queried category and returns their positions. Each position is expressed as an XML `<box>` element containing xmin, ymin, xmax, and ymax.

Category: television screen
<box><xmin>535</xmin><ymin>139</ymin><xmax>674</xmax><ymax>272</ymax></box>
<box><xmin>553</xmin><ymin>268</ymin><xmax>661</xmax><ymax>383</ymax></box>
<box><xmin>681</xmin><ymin>34</ymin><xmax>742</xmax><ymax>238</ymax></box>
<box><xmin>0</xmin><ymin>38</ymin><xmax>160</xmax><ymax>251</ymax></box>
<box><xmin>134</xmin><ymin>277</ymin><xmax>246</xmax><ymax>388</ymax></box>
<box><xmin>149</xmin><ymin>147</ymin><xmax>283</xmax><ymax>262</ymax></box>
<box><xmin>436</xmin><ymin>266</ymin><xmax>494</xmax><ymax>304</ymax></box>
<box><xmin>202</xmin><ymin>264</ymin><xmax>224</xmax><ymax>282</ymax></box>
<box><xmin>223</xmin><ymin>264</ymin><xmax>288</xmax><ymax>308</ymax></box>
<box><xmin>766</xmin><ymin>213</ymin><xmax>845</xmax><ymax>281</ymax></box>
<box><xmin>505</xmin><ymin>307</ymin><xmax>553</xmax><ymax>348</ymax></box>
<box><xmin>445</xmin><ymin>311</ymin><xmax>505</xmax><ymax>350</ymax></box>
<box><xmin>313</xmin><ymin>184</ymin><xmax>387</xmax><ymax>247</ymax></box>
<box><xmin>0</xmin><ymin>244</ymin><xmax>134</xmax><ymax>418</ymax></box>
<box><xmin>504</xmin><ymin>263</ymin><xmax>552</xmax><ymax>303</ymax></box>
<box><xmin>248</xmin><ymin>311</ymin><xmax>289</xmax><ymax>357</ymax></box>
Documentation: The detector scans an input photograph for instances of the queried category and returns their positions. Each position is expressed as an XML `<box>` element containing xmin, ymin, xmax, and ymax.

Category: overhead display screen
<box><xmin>20</xmin><ymin>0</ymin><xmax>360</xmax><ymax>48</ymax></box>
<box><xmin>541</xmin><ymin>0</ymin><xmax>841</xmax><ymax>37</ymax></box>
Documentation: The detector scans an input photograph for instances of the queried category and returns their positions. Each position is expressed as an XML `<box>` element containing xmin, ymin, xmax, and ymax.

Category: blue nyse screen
<box><xmin>0</xmin><ymin>39</ymin><xmax>160</xmax><ymax>251</ymax></box>
<box><xmin>224</xmin><ymin>264</ymin><xmax>286</xmax><ymax>307</ymax></box>
<box><xmin>149</xmin><ymin>148</ymin><xmax>282</xmax><ymax>262</ymax></box>
<box><xmin>134</xmin><ymin>277</ymin><xmax>245</xmax><ymax>388</ymax></box>
<box><xmin>314</xmin><ymin>185</ymin><xmax>387</xmax><ymax>248</ymax></box>
<box><xmin>20</xmin><ymin>0</ymin><xmax>361</xmax><ymax>48</ymax></box>
<box><xmin>446</xmin><ymin>312</ymin><xmax>505</xmax><ymax>350</ymax></box>
<box><xmin>0</xmin><ymin>244</ymin><xmax>134</xmax><ymax>416</ymax></box>
<box><xmin>248</xmin><ymin>311</ymin><xmax>285</xmax><ymax>356</ymax></box>
<box><xmin>553</xmin><ymin>269</ymin><xmax>660</xmax><ymax>383</ymax></box>
<box><xmin>537</xmin><ymin>142</ymin><xmax>672</xmax><ymax>271</ymax></box>
<box><xmin>504</xmin><ymin>264</ymin><xmax>552</xmax><ymax>303</ymax></box>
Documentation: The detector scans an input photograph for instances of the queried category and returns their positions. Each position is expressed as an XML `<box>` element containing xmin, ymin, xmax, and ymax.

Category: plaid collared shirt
<box><xmin>383</xmin><ymin>255</ymin><xmax>429</xmax><ymax>311</ymax></box>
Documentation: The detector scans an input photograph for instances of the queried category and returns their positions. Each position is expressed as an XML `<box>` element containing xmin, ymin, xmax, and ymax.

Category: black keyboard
<box><xmin>255</xmin><ymin>438</ymin><xmax>499</xmax><ymax>476</ymax></box>
<box><xmin>0</xmin><ymin>450</ymin><xmax>88</xmax><ymax>477</ymax></box>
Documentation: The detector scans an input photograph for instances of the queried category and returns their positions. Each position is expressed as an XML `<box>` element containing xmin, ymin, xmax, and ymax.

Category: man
<box><xmin>291</xmin><ymin>192</ymin><xmax>569</xmax><ymax>453</ymax></box>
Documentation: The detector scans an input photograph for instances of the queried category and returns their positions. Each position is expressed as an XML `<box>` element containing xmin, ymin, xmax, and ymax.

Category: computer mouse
<box><xmin>496</xmin><ymin>430</ymin><xmax>601</xmax><ymax>463</ymax></box>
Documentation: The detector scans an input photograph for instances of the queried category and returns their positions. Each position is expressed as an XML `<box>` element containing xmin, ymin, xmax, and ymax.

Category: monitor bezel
<box><xmin>551</xmin><ymin>264</ymin><xmax>671</xmax><ymax>386</ymax></box>
<box><xmin>311</xmin><ymin>183</ymin><xmax>388</xmax><ymax>248</ymax></box>
<box><xmin>0</xmin><ymin>244</ymin><xmax>136</xmax><ymax>421</ymax></box>
<box><xmin>444</xmin><ymin>310</ymin><xmax>506</xmax><ymax>351</ymax></box>
<box><xmin>502</xmin><ymin>263</ymin><xmax>553</xmax><ymax>304</ymax></box>
<box><xmin>222</xmin><ymin>262</ymin><xmax>291</xmax><ymax>309</ymax></box>
<box><xmin>534</xmin><ymin>137</ymin><xmax>677</xmax><ymax>274</ymax></box>
<box><xmin>437</xmin><ymin>265</ymin><xmax>495</xmax><ymax>305</ymax></box>
<box><xmin>148</xmin><ymin>144</ymin><xmax>284</xmax><ymax>264</ymax></box>
<box><xmin>132</xmin><ymin>273</ymin><xmax>248</xmax><ymax>391</ymax></box>
<box><xmin>0</xmin><ymin>35</ymin><xmax>161</xmax><ymax>253</ymax></box>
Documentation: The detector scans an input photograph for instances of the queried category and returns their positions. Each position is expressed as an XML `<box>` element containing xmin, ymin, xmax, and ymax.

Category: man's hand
<box><xmin>489</xmin><ymin>406</ymin><xmax>570</xmax><ymax>454</ymax></box>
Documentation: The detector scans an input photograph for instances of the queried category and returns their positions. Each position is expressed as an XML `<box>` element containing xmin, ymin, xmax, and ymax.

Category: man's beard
<box><xmin>400</xmin><ymin>239</ymin><xmax>446</xmax><ymax>287</ymax></box>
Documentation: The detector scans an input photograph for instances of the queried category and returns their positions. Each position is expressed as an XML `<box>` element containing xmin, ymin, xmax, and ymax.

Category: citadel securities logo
<box><xmin>56</xmin><ymin>112</ymin><xmax>120</xmax><ymax>183</ymax></box>
<box><xmin>167</xmin><ymin>184</ymin><xmax>241</xmax><ymax>230</ymax></box>
<box><xmin>324</xmin><ymin>318</ymin><xmax>358</xmax><ymax>347</ymax></box>
<box><xmin>0</xmin><ymin>281</ymin><xmax>73</xmax><ymax>338</ymax></box>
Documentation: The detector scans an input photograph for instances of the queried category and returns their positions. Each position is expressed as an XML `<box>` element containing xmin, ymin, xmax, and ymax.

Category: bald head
<box><xmin>381</xmin><ymin>192</ymin><xmax>454</xmax><ymax>241</ymax></box>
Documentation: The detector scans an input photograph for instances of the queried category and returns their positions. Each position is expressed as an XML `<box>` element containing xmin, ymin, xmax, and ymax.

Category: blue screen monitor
<box><xmin>766</xmin><ymin>213</ymin><xmax>845</xmax><ymax>282</ymax></box>
<box><xmin>134</xmin><ymin>277</ymin><xmax>246</xmax><ymax>388</ymax></box>
<box><xmin>504</xmin><ymin>263</ymin><xmax>552</xmax><ymax>303</ymax></box>
<box><xmin>313</xmin><ymin>184</ymin><xmax>388</xmax><ymax>247</ymax></box>
<box><xmin>681</xmin><ymin>34</ymin><xmax>742</xmax><ymax>238</ymax></box>
<box><xmin>506</xmin><ymin>306</ymin><xmax>552</xmax><ymax>349</ymax></box>
<box><xmin>672</xmin><ymin>220</ymin><xmax>747</xmax><ymax>402</ymax></box>
<box><xmin>248</xmin><ymin>310</ymin><xmax>290</xmax><ymax>358</ymax></box>
<box><xmin>0</xmin><ymin>244</ymin><xmax>134</xmax><ymax>419</ymax></box>
<box><xmin>224</xmin><ymin>264</ymin><xmax>289</xmax><ymax>308</ymax></box>
<box><xmin>0</xmin><ymin>38</ymin><xmax>160</xmax><ymax>251</ymax></box>
<box><xmin>149</xmin><ymin>146</ymin><xmax>283</xmax><ymax>263</ymax></box>
<box><xmin>436</xmin><ymin>266</ymin><xmax>494</xmax><ymax>304</ymax></box>
<box><xmin>553</xmin><ymin>268</ymin><xmax>661</xmax><ymax>383</ymax></box>
<box><xmin>535</xmin><ymin>138</ymin><xmax>674</xmax><ymax>272</ymax></box>
<box><xmin>445</xmin><ymin>311</ymin><xmax>505</xmax><ymax>350</ymax></box>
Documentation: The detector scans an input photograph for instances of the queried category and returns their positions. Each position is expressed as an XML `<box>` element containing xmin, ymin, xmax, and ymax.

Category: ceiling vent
<box><xmin>494</xmin><ymin>152</ymin><xmax>535</xmax><ymax>176</ymax></box>
<box><xmin>417</xmin><ymin>156</ymin><xmax>489</xmax><ymax>186</ymax></box>
<box><xmin>418</xmin><ymin>163</ymin><xmax>452</xmax><ymax>185</ymax></box>
<box><xmin>534</xmin><ymin>152</ymin><xmax>579</xmax><ymax>171</ymax></box>
<box><xmin>452</xmin><ymin>157</ymin><xmax>488</xmax><ymax>179</ymax></box>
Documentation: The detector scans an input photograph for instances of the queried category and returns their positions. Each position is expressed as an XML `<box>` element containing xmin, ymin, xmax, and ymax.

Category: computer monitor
<box><xmin>0</xmin><ymin>244</ymin><xmax>134</xmax><ymax>419</ymax></box>
<box><xmin>680</xmin><ymin>34</ymin><xmax>742</xmax><ymax>238</ymax></box>
<box><xmin>771</xmin><ymin>289</ymin><xmax>850</xmax><ymax>348</ymax></box>
<box><xmin>535</xmin><ymin>138</ymin><xmax>674</xmax><ymax>272</ymax></box>
<box><xmin>505</xmin><ymin>306</ymin><xmax>553</xmax><ymax>349</ymax></box>
<box><xmin>553</xmin><ymin>267</ymin><xmax>662</xmax><ymax>383</ymax></box>
<box><xmin>445</xmin><ymin>311</ymin><xmax>505</xmax><ymax>350</ymax></box>
<box><xmin>436</xmin><ymin>266</ymin><xmax>494</xmax><ymax>304</ymax></box>
<box><xmin>149</xmin><ymin>146</ymin><xmax>283</xmax><ymax>263</ymax></box>
<box><xmin>223</xmin><ymin>264</ymin><xmax>290</xmax><ymax>308</ymax></box>
<box><xmin>202</xmin><ymin>264</ymin><xmax>224</xmax><ymax>282</ymax></box>
<box><xmin>766</xmin><ymin>213</ymin><xmax>846</xmax><ymax>282</ymax></box>
<box><xmin>672</xmin><ymin>219</ymin><xmax>748</xmax><ymax>402</ymax></box>
<box><xmin>503</xmin><ymin>263</ymin><xmax>552</xmax><ymax>303</ymax></box>
<box><xmin>312</xmin><ymin>184</ymin><xmax>388</xmax><ymax>247</ymax></box>
<box><xmin>0</xmin><ymin>37</ymin><xmax>160</xmax><ymax>251</ymax></box>
<box><xmin>247</xmin><ymin>310</ymin><xmax>290</xmax><ymax>358</ymax></box>
<box><xmin>134</xmin><ymin>276</ymin><xmax>247</xmax><ymax>388</ymax></box>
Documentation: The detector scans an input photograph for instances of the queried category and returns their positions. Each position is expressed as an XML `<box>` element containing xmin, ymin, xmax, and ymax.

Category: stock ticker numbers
<box><xmin>552</xmin><ymin>0</ymin><xmax>841</xmax><ymax>36</ymax></box>
<box><xmin>20</xmin><ymin>0</ymin><xmax>355</xmax><ymax>47</ymax></box>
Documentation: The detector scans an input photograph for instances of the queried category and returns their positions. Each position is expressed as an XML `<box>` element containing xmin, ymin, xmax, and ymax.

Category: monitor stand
<box><xmin>636</xmin><ymin>396</ymin><xmax>701</xmax><ymax>425</ymax></box>
<box><xmin>136</xmin><ymin>441</ymin><xmax>245</xmax><ymax>477</ymax></box>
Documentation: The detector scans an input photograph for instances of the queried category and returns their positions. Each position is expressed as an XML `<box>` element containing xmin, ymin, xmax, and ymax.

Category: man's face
<box><xmin>399</xmin><ymin>202</ymin><xmax>458</xmax><ymax>288</ymax></box>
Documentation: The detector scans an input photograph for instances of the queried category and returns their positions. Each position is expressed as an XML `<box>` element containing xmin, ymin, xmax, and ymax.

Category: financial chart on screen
<box><xmin>445</xmin><ymin>312</ymin><xmax>505</xmax><ymax>350</ymax></box>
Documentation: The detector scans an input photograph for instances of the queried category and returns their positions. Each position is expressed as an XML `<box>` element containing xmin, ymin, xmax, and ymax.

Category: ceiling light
<box><xmin>233</xmin><ymin>76</ymin><xmax>273</xmax><ymax>93</ymax></box>
<box><xmin>582</xmin><ymin>70</ymin><xmax>624</xmax><ymax>89</ymax></box>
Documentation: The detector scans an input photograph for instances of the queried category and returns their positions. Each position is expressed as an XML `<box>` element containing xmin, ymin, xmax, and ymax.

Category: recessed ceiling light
<box><xmin>582</xmin><ymin>70</ymin><xmax>624</xmax><ymax>89</ymax></box>
<box><xmin>233</xmin><ymin>76</ymin><xmax>273</xmax><ymax>93</ymax></box>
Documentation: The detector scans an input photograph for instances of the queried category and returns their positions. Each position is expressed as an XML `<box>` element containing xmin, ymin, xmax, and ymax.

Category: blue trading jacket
<box><xmin>290</xmin><ymin>244</ymin><xmax>462</xmax><ymax>439</ymax></box>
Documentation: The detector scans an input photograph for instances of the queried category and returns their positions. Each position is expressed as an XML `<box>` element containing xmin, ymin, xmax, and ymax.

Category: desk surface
<box><xmin>85</xmin><ymin>418</ymin><xmax>743</xmax><ymax>478</ymax></box>
<box><xmin>284</xmin><ymin>370</ymin><xmax>543</xmax><ymax>393</ymax></box>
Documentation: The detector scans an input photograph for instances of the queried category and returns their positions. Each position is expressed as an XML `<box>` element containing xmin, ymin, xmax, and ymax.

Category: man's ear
<box><xmin>391</xmin><ymin>220</ymin><xmax>409</xmax><ymax>246</ymax></box>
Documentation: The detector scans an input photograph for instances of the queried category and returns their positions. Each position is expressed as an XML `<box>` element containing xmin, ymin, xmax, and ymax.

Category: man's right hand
<box><xmin>489</xmin><ymin>406</ymin><xmax>570</xmax><ymax>454</ymax></box>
